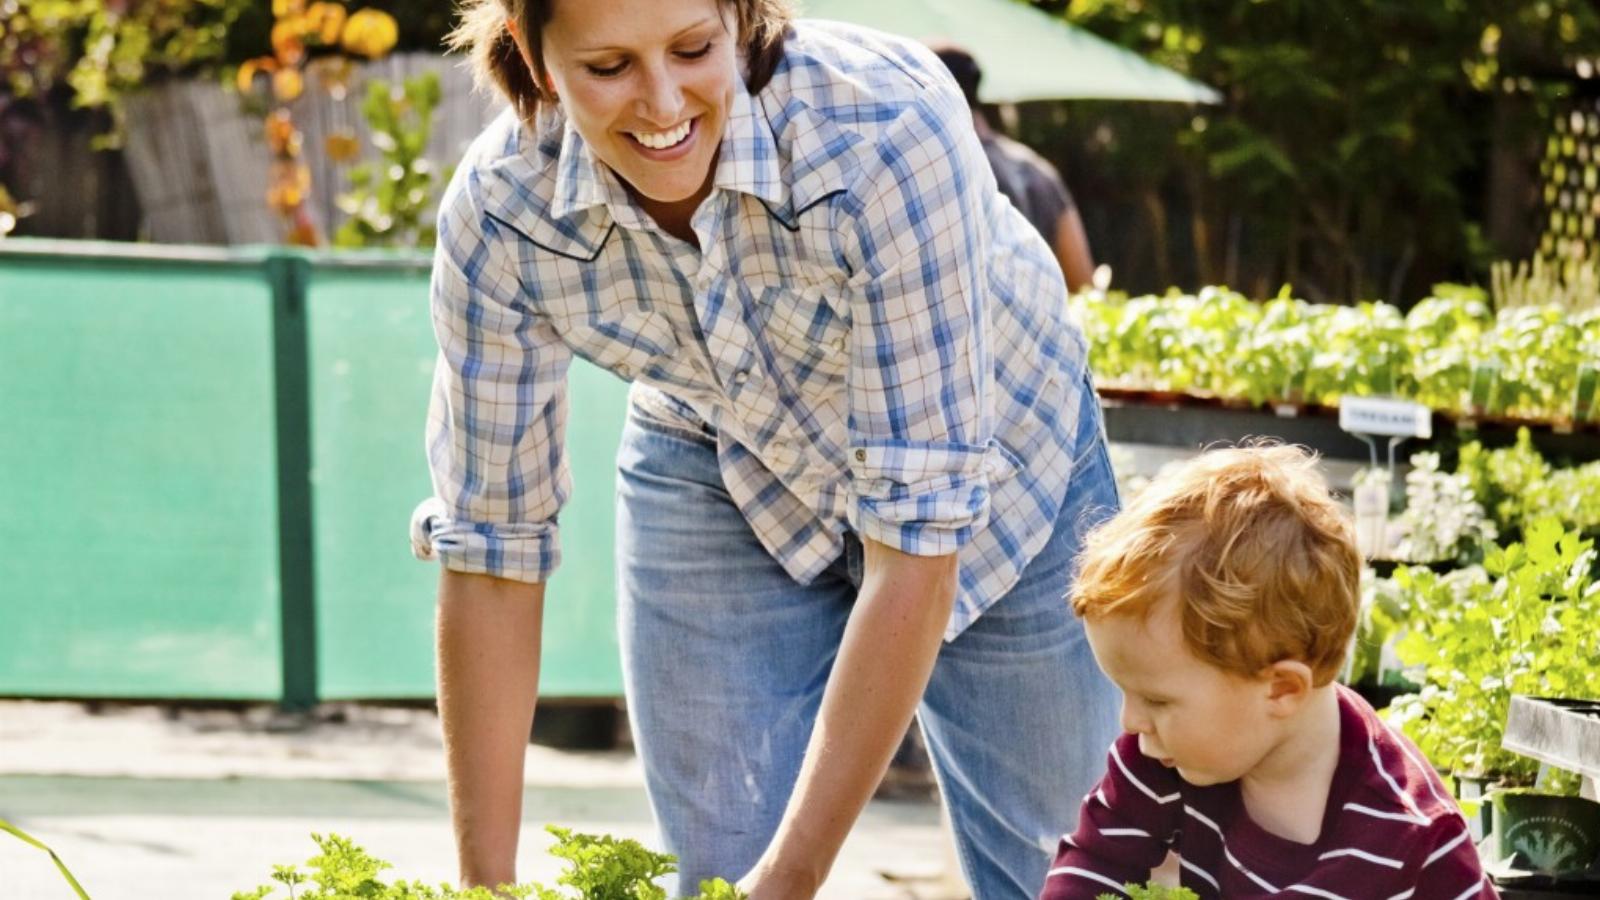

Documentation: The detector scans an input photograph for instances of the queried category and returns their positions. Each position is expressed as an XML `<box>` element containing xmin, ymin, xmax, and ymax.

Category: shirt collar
<box><xmin>547</xmin><ymin>75</ymin><xmax>786</xmax><ymax>224</ymax></box>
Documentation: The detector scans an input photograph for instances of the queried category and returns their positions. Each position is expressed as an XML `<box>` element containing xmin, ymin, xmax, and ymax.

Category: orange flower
<box><xmin>272</xmin><ymin>0</ymin><xmax>306</xmax><ymax>18</ymax></box>
<box><xmin>265</xmin><ymin>110</ymin><xmax>302</xmax><ymax>157</ymax></box>
<box><xmin>325</xmin><ymin>130</ymin><xmax>362</xmax><ymax>163</ymax></box>
<box><xmin>272</xmin><ymin>68</ymin><xmax>304</xmax><ymax>102</ymax></box>
<box><xmin>303</xmin><ymin>2</ymin><xmax>347</xmax><ymax>45</ymax></box>
<box><xmin>235</xmin><ymin>56</ymin><xmax>279</xmax><ymax>94</ymax></box>
<box><xmin>341</xmin><ymin>8</ymin><xmax>399</xmax><ymax>59</ymax></box>
<box><xmin>271</xmin><ymin>19</ymin><xmax>306</xmax><ymax>65</ymax></box>
<box><xmin>266</xmin><ymin>161</ymin><xmax>313</xmax><ymax>212</ymax></box>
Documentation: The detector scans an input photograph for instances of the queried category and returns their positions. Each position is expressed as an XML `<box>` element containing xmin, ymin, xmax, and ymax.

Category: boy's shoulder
<box><xmin>1331</xmin><ymin>685</ymin><xmax>1469</xmax><ymax>834</ymax></box>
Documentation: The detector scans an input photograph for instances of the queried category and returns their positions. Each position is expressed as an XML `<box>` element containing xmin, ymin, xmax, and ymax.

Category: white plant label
<box><xmin>1339</xmin><ymin>396</ymin><xmax>1432</xmax><ymax>439</ymax></box>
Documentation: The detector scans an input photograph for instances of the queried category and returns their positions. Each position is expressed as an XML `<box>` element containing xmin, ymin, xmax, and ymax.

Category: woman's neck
<box><xmin>628</xmin><ymin>156</ymin><xmax>719</xmax><ymax>248</ymax></box>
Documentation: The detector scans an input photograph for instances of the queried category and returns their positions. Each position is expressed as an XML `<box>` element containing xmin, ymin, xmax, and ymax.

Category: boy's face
<box><xmin>1084</xmin><ymin>599</ymin><xmax>1281</xmax><ymax>786</ymax></box>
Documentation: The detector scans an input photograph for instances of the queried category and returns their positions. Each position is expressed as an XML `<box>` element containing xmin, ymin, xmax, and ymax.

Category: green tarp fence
<box><xmin>0</xmin><ymin>239</ymin><xmax>629</xmax><ymax>707</ymax></box>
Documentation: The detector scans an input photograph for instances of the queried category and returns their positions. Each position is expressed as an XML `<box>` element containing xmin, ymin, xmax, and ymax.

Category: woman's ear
<box><xmin>1261</xmin><ymin>659</ymin><xmax>1314</xmax><ymax>717</ymax></box>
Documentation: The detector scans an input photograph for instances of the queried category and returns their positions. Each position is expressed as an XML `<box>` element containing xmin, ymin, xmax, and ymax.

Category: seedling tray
<box><xmin>1503</xmin><ymin>696</ymin><xmax>1600</xmax><ymax>786</ymax></box>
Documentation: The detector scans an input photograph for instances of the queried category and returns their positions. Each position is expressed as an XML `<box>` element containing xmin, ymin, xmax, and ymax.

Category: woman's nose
<box><xmin>635</xmin><ymin>64</ymin><xmax>685</xmax><ymax>126</ymax></box>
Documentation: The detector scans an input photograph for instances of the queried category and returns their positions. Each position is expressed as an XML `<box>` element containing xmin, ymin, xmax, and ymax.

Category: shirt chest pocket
<box><xmin>754</xmin><ymin>284</ymin><xmax>851</xmax><ymax>384</ymax></box>
<box><xmin>550</xmin><ymin>301</ymin><xmax>681</xmax><ymax>383</ymax></box>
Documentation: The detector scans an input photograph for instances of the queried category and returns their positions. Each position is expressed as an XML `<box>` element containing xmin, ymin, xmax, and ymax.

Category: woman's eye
<box><xmin>585</xmin><ymin>60</ymin><xmax>627</xmax><ymax>77</ymax></box>
<box><xmin>676</xmin><ymin>41</ymin><xmax>713</xmax><ymax>60</ymax></box>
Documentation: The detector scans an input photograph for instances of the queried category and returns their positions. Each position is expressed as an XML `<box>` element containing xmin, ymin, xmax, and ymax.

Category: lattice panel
<box><xmin>1540</xmin><ymin>102</ymin><xmax>1600</xmax><ymax>263</ymax></box>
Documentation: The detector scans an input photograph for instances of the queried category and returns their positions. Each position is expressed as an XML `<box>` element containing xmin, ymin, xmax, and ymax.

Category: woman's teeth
<box><xmin>631</xmin><ymin>120</ymin><xmax>693</xmax><ymax>150</ymax></box>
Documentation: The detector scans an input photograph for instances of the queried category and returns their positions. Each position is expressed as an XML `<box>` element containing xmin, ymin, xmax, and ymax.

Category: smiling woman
<box><xmin>418</xmin><ymin>1</ymin><xmax>1122</xmax><ymax>897</ymax></box>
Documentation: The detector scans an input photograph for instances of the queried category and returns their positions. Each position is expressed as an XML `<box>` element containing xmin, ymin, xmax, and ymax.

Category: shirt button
<box><xmin>731</xmin><ymin>370</ymin><xmax>750</xmax><ymax>386</ymax></box>
<box><xmin>831</xmin><ymin>336</ymin><xmax>848</xmax><ymax>353</ymax></box>
<box><xmin>854</xmin><ymin>449</ymin><xmax>867</xmax><ymax>462</ymax></box>
<box><xmin>617</xmin><ymin>364</ymin><xmax>633</xmax><ymax>379</ymax></box>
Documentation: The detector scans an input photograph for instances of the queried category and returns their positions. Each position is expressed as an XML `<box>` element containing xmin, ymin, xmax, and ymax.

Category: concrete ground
<box><xmin>0</xmin><ymin>701</ymin><xmax>959</xmax><ymax>900</ymax></box>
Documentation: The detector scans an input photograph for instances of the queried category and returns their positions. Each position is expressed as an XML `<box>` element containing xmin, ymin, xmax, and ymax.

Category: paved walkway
<box><xmin>0</xmin><ymin>701</ymin><xmax>959</xmax><ymax>900</ymax></box>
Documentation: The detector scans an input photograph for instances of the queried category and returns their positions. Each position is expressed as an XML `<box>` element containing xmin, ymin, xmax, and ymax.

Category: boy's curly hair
<box><xmin>1072</xmin><ymin>443</ymin><xmax>1360</xmax><ymax>685</ymax></box>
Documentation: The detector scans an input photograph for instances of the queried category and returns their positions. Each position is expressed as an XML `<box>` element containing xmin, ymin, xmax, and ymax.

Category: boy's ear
<box><xmin>1261</xmin><ymin>659</ymin><xmax>1314</xmax><ymax>715</ymax></box>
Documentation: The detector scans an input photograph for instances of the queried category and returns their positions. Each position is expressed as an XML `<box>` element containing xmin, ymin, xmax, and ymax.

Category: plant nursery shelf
<box><xmin>1097</xmin><ymin>389</ymin><xmax>1600</xmax><ymax>464</ymax></box>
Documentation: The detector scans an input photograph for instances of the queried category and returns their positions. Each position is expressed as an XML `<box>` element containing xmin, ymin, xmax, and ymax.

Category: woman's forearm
<box><xmin>754</xmin><ymin>541</ymin><xmax>957</xmax><ymax>893</ymax></box>
<box><xmin>436</xmin><ymin>569</ymin><xmax>546</xmax><ymax>888</ymax></box>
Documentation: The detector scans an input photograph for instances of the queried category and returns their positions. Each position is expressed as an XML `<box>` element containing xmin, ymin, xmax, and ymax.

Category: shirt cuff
<box><xmin>409</xmin><ymin>497</ymin><xmax>560</xmax><ymax>583</ymax></box>
<box><xmin>845</xmin><ymin>439</ymin><xmax>1016</xmax><ymax>556</ymax></box>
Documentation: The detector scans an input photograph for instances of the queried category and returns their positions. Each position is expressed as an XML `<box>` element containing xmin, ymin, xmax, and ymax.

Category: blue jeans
<box><xmin>615</xmin><ymin>383</ymin><xmax>1121</xmax><ymax>899</ymax></box>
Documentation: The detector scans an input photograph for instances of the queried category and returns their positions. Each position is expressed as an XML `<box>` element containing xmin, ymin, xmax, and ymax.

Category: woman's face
<box><xmin>539</xmin><ymin>0</ymin><xmax>739</xmax><ymax>206</ymax></box>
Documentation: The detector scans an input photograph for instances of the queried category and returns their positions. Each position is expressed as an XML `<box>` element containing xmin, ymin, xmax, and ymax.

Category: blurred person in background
<box><xmin>932</xmin><ymin>43</ymin><xmax>1096</xmax><ymax>293</ymax></box>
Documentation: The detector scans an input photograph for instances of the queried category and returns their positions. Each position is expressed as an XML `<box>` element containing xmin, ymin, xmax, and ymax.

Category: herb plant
<box><xmin>232</xmin><ymin>827</ymin><xmax>747</xmax><ymax>900</ymax></box>
<box><xmin>1072</xmin><ymin>286</ymin><xmax>1600</xmax><ymax>423</ymax></box>
<box><xmin>1391</xmin><ymin>452</ymin><xmax>1497</xmax><ymax>565</ymax></box>
<box><xmin>1095</xmin><ymin>883</ymin><xmax>1200</xmax><ymax>900</ymax></box>
<box><xmin>1386</xmin><ymin>520</ymin><xmax>1600</xmax><ymax>790</ymax></box>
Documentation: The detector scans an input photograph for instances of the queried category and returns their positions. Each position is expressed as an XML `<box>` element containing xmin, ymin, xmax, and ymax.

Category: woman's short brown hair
<box><xmin>448</xmin><ymin>0</ymin><xmax>792</xmax><ymax>125</ymax></box>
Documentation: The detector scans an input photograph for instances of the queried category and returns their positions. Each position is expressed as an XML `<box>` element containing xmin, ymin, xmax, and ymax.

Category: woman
<box><xmin>414</xmin><ymin>0</ymin><xmax>1121</xmax><ymax>896</ymax></box>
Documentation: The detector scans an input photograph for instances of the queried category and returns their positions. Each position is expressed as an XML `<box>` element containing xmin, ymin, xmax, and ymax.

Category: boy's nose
<box><xmin>1119</xmin><ymin>702</ymin><xmax>1148</xmax><ymax>735</ymax></box>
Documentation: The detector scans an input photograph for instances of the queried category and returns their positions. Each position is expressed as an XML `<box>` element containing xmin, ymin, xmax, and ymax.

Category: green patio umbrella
<box><xmin>795</xmin><ymin>0</ymin><xmax>1221</xmax><ymax>104</ymax></box>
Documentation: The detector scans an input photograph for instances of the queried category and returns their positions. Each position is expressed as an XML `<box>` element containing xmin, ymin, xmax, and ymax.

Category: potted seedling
<box><xmin>1386</xmin><ymin>521</ymin><xmax>1600</xmax><ymax>888</ymax></box>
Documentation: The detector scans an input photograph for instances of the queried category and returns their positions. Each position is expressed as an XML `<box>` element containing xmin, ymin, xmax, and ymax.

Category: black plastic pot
<box><xmin>1456</xmin><ymin>774</ymin><xmax>1497</xmax><ymax>844</ymax></box>
<box><xmin>1491</xmin><ymin>793</ymin><xmax>1600</xmax><ymax>879</ymax></box>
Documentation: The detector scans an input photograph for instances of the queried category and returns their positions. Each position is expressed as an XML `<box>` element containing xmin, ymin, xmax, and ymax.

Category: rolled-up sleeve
<box><xmin>837</xmin><ymin>83</ymin><xmax>1006</xmax><ymax>556</ymax></box>
<box><xmin>414</xmin><ymin>167</ymin><xmax>574</xmax><ymax>583</ymax></box>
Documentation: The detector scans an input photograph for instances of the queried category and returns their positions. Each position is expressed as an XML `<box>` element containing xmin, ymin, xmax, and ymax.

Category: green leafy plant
<box><xmin>1386</xmin><ymin>520</ymin><xmax>1600</xmax><ymax>790</ymax></box>
<box><xmin>0</xmin><ymin>0</ymin><xmax>252</xmax><ymax>146</ymax></box>
<box><xmin>1457</xmin><ymin>429</ymin><xmax>1600</xmax><ymax>547</ymax></box>
<box><xmin>333</xmin><ymin>70</ymin><xmax>446</xmax><ymax>249</ymax></box>
<box><xmin>1051</xmin><ymin>1</ymin><xmax>1600</xmax><ymax>302</ymax></box>
<box><xmin>233</xmin><ymin>827</ymin><xmax>747</xmax><ymax>900</ymax></box>
<box><xmin>1096</xmin><ymin>883</ymin><xmax>1199</xmax><ymax>900</ymax></box>
<box><xmin>1073</xmin><ymin>287</ymin><xmax>1600</xmax><ymax>424</ymax></box>
<box><xmin>1392</xmin><ymin>451</ymin><xmax>1497</xmax><ymax>565</ymax></box>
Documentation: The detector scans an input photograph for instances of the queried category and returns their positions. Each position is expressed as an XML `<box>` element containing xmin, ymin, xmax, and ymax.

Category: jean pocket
<box><xmin>628</xmin><ymin>384</ymin><xmax>717</xmax><ymax>446</ymax></box>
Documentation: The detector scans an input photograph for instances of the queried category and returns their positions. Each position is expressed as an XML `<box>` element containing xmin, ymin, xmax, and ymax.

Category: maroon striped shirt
<box><xmin>1041</xmin><ymin>685</ymin><xmax>1498</xmax><ymax>900</ymax></box>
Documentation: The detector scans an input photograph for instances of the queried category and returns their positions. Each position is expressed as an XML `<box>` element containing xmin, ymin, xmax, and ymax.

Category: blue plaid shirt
<box><xmin>418</xmin><ymin>21</ymin><xmax>1092</xmax><ymax>638</ymax></box>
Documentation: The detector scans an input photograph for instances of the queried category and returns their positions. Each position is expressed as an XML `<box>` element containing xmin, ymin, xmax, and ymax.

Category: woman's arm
<box><xmin>740</xmin><ymin>540</ymin><xmax>957</xmax><ymax>897</ymax></box>
<box><xmin>436</xmin><ymin>569</ymin><xmax>546</xmax><ymax>889</ymax></box>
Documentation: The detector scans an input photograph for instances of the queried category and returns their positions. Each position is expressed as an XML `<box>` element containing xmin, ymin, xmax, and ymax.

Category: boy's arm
<box><xmin>1040</xmin><ymin>733</ymin><xmax>1182</xmax><ymax>900</ymax></box>
<box><xmin>1407</xmin><ymin>815</ymin><xmax>1500</xmax><ymax>900</ymax></box>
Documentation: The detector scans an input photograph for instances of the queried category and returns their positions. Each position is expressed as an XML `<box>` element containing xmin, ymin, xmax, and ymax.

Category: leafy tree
<box><xmin>1030</xmin><ymin>0</ymin><xmax>1600</xmax><ymax>303</ymax></box>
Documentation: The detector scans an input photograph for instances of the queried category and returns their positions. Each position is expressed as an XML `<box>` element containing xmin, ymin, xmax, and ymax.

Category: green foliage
<box><xmin>1385</xmin><ymin>521</ymin><xmax>1600</xmax><ymax>788</ymax></box>
<box><xmin>333</xmin><ymin>70</ymin><xmax>446</xmax><ymax>249</ymax></box>
<box><xmin>1036</xmin><ymin>0</ymin><xmax>1600</xmax><ymax>301</ymax></box>
<box><xmin>1072</xmin><ymin>287</ymin><xmax>1600</xmax><ymax>421</ymax></box>
<box><xmin>0</xmin><ymin>0</ymin><xmax>251</xmax><ymax>146</ymax></box>
<box><xmin>1095</xmin><ymin>883</ymin><xmax>1199</xmax><ymax>900</ymax></box>
<box><xmin>1392</xmin><ymin>452</ymin><xmax>1497</xmax><ymax>566</ymax></box>
<box><xmin>1457</xmin><ymin>428</ymin><xmax>1600</xmax><ymax>545</ymax></box>
<box><xmin>233</xmin><ymin>828</ymin><xmax>747</xmax><ymax>900</ymax></box>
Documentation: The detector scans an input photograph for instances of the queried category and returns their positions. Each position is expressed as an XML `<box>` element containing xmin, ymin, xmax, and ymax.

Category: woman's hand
<box><xmin>744</xmin><ymin>539</ymin><xmax>958</xmax><ymax>897</ymax></box>
<box><xmin>736</xmin><ymin>857</ymin><xmax>823</xmax><ymax>900</ymax></box>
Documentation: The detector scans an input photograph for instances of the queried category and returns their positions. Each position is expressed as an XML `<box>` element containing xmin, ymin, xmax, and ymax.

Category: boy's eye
<box><xmin>1143</xmin><ymin>697</ymin><xmax>1169</xmax><ymax>709</ymax></box>
<box><xmin>585</xmin><ymin>60</ymin><xmax>627</xmax><ymax>77</ymax></box>
<box><xmin>676</xmin><ymin>41</ymin><xmax>713</xmax><ymax>60</ymax></box>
